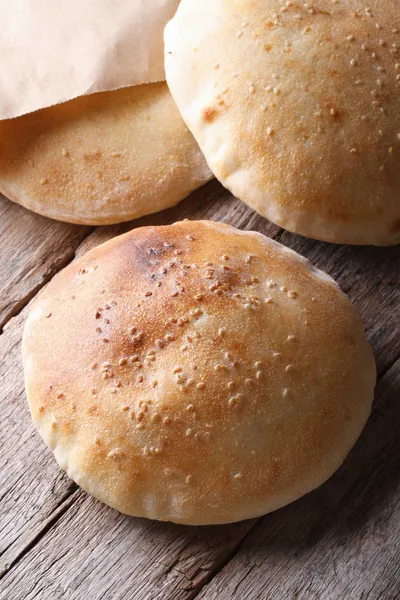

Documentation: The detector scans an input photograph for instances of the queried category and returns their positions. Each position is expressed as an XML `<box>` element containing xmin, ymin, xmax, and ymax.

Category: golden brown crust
<box><xmin>165</xmin><ymin>0</ymin><xmax>400</xmax><ymax>245</ymax></box>
<box><xmin>23</xmin><ymin>220</ymin><xmax>375</xmax><ymax>524</ymax></box>
<box><xmin>0</xmin><ymin>83</ymin><xmax>212</xmax><ymax>225</ymax></box>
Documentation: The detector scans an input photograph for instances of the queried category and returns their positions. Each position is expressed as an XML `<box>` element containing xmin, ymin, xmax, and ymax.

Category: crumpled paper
<box><xmin>0</xmin><ymin>0</ymin><xmax>180</xmax><ymax>120</ymax></box>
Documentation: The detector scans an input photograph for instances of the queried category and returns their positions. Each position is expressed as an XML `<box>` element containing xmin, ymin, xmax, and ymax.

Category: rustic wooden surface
<box><xmin>0</xmin><ymin>183</ymin><xmax>399</xmax><ymax>600</ymax></box>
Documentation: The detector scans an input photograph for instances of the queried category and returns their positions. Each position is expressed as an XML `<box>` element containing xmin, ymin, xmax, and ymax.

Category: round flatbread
<box><xmin>23</xmin><ymin>220</ymin><xmax>375</xmax><ymax>525</ymax></box>
<box><xmin>165</xmin><ymin>1</ymin><xmax>400</xmax><ymax>245</ymax></box>
<box><xmin>0</xmin><ymin>83</ymin><xmax>212</xmax><ymax>225</ymax></box>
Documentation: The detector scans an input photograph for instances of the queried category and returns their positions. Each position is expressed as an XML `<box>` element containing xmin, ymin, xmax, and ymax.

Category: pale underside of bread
<box><xmin>165</xmin><ymin>0</ymin><xmax>400</xmax><ymax>245</ymax></box>
<box><xmin>0</xmin><ymin>83</ymin><xmax>212</xmax><ymax>225</ymax></box>
<box><xmin>23</xmin><ymin>221</ymin><xmax>375</xmax><ymax>525</ymax></box>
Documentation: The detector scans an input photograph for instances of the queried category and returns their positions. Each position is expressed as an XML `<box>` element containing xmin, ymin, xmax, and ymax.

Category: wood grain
<box><xmin>0</xmin><ymin>493</ymin><xmax>256</xmax><ymax>600</ymax></box>
<box><xmin>0</xmin><ymin>182</ymin><xmax>399</xmax><ymax>599</ymax></box>
<box><xmin>0</xmin><ymin>195</ymin><xmax>91</xmax><ymax>331</ymax></box>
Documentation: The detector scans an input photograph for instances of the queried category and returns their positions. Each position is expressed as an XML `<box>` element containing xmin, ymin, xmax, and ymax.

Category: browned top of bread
<box><xmin>0</xmin><ymin>83</ymin><xmax>211</xmax><ymax>225</ymax></box>
<box><xmin>23</xmin><ymin>221</ymin><xmax>375</xmax><ymax>524</ymax></box>
<box><xmin>165</xmin><ymin>0</ymin><xmax>400</xmax><ymax>245</ymax></box>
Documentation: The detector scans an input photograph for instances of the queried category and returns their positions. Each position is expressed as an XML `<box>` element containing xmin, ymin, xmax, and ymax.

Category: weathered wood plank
<box><xmin>0</xmin><ymin>194</ymin><xmax>91</xmax><ymax>331</ymax></box>
<box><xmin>1</xmin><ymin>360</ymin><xmax>398</xmax><ymax>600</ymax></box>
<box><xmin>0</xmin><ymin>494</ymin><xmax>255</xmax><ymax>600</ymax></box>
<box><xmin>195</xmin><ymin>359</ymin><xmax>400</xmax><ymax>600</ymax></box>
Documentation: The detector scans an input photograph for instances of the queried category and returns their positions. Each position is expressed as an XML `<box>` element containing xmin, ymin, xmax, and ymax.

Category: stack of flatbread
<box><xmin>0</xmin><ymin>0</ymin><xmax>398</xmax><ymax>239</ymax></box>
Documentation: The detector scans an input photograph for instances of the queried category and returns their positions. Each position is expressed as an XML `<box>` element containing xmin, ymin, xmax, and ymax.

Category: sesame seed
<box><xmin>186</xmin><ymin>428</ymin><xmax>193</xmax><ymax>437</ymax></box>
<box><xmin>163</xmin><ymin>416</ymin><xmax>172</xmax><ymax>425</ymax></box>
<box><xmin>186</xmin><ymin>475</ymin><xmax>193</xmax><ymax>484</ymax></box>
<box><xmin>233</xmin><ymin>473</ymin><xmax>242</xmax><ymax>480</ymax></box>
<box><xmin>229</xmin><ymin>396</ymin><xmax>240</xmax><ymax>408</ymax></box>
<box><xmin>39</xmin><ymin>177</ymin><xmax>48</xmax><ymax>185</ymax></box>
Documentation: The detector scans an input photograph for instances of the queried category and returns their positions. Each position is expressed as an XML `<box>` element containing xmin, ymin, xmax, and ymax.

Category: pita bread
<box><xmin>165</xmin><ymin>0</ymin><xmax>400</xmax><ymax>245</ymax></box>
<box><xmin>23</xmin><ymin>220</ymin><xmax>375</xmax><ymax>525</ymax></box>
<box><xmin>0</xmin><ymin>83</ymin><xmax>212</xmax><ymax>225</ymax></box>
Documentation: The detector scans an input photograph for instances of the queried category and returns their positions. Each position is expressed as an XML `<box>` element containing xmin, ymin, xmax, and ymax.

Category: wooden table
<box><xmin>0</xmin><ymin>182</ymin><xmax>399</xmax><ymax>600</ymax></box>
